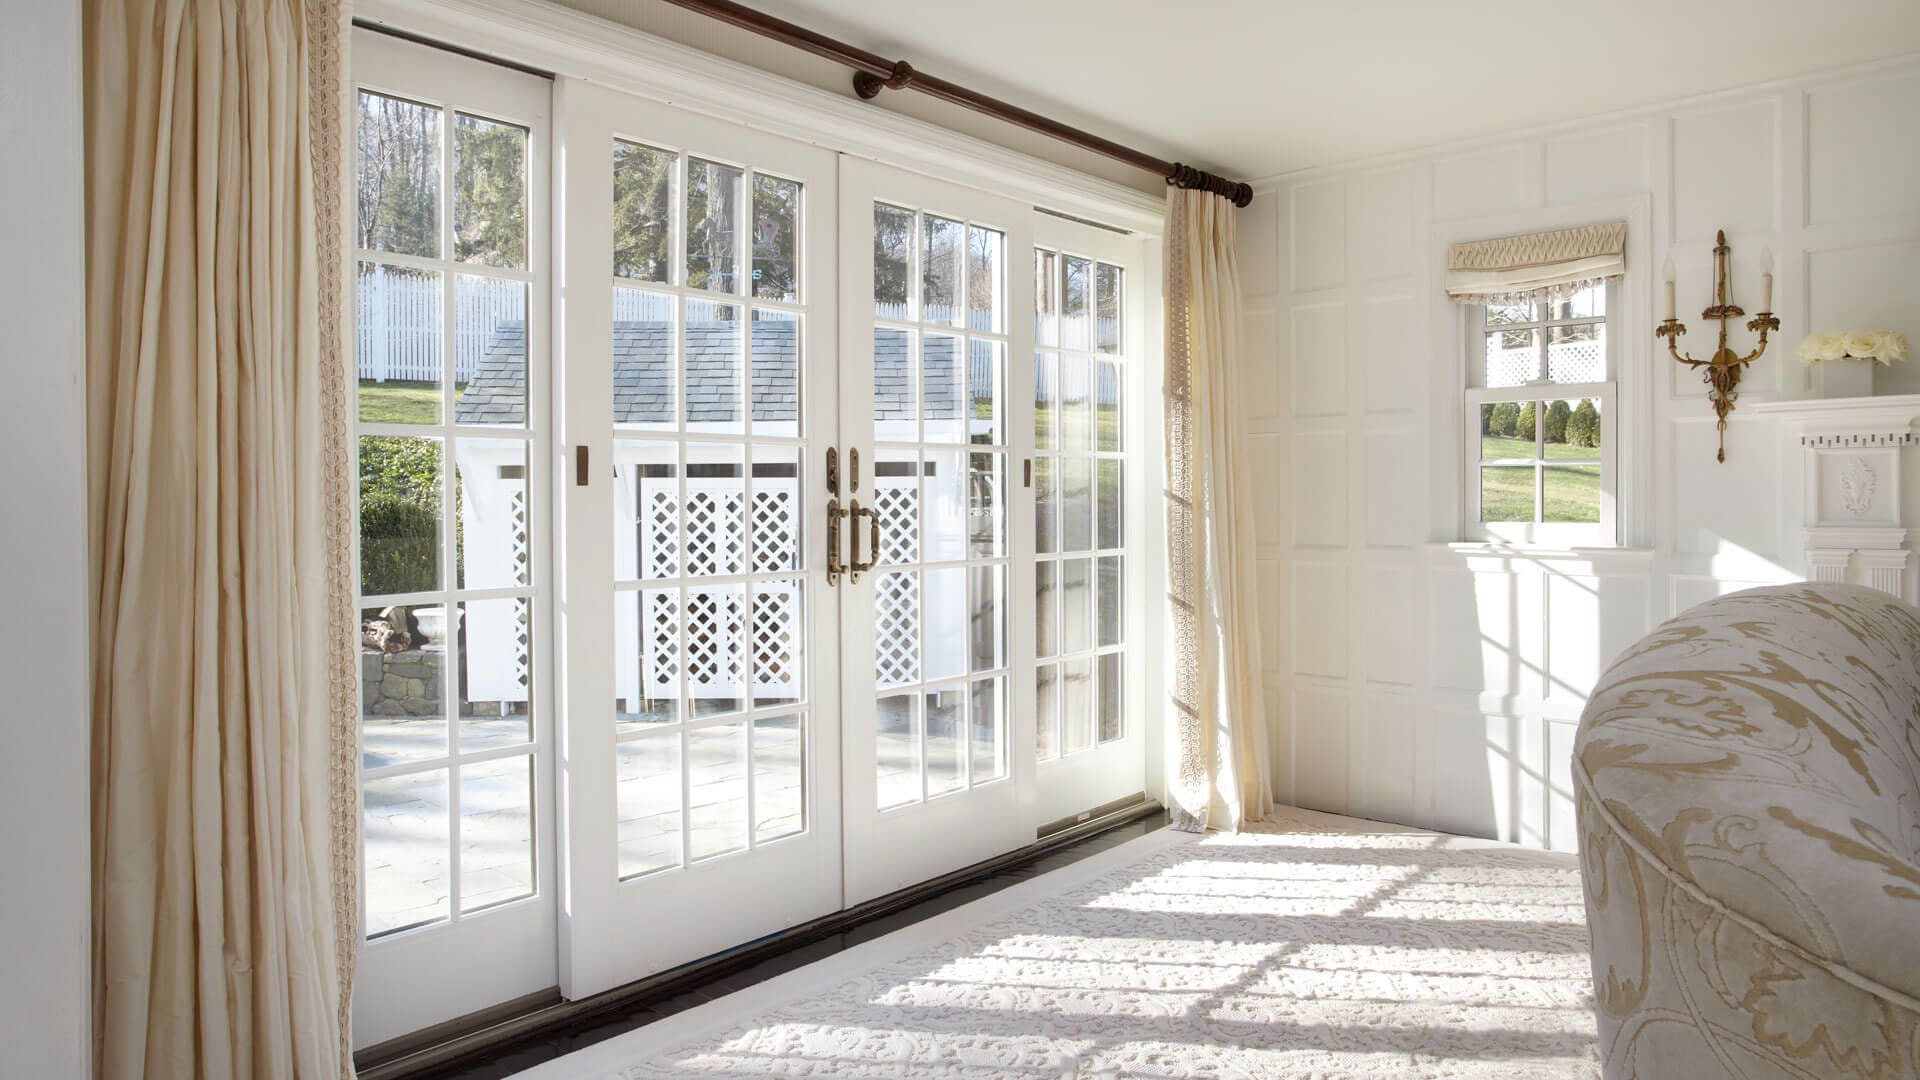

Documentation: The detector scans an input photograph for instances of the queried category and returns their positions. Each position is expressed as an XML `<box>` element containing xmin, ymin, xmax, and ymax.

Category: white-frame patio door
<box><xmin>350</xmin><ymin>29</ymin><xmax>557</xmax><ymax>1049</ymax></box>
<box><xmin>555</xmin><ymin>80</ymin><xmax>844</xmax><ymax>999</ymax></box>
<box><xmin>836</xmin><ymin>157</ymin><xmax>1039</xmax><ymax>904</ymax></box>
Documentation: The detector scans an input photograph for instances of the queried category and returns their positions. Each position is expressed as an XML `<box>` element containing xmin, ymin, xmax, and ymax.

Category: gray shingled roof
<box><xmin>453</xmin><ymin>321</ymin><xmax>960</xmax><ymax>426</ymax></box>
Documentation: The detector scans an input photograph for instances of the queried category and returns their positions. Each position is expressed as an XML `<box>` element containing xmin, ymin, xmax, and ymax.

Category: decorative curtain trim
<box><xmin>1162</xmin><ymin>187</ymin><xmax>1274</xmax><ymax>835</ymax></box>
<box><xmin>1445</xmin><ymin>221</ymin><xmax>1626</xmax><ymax>305</ymax></box>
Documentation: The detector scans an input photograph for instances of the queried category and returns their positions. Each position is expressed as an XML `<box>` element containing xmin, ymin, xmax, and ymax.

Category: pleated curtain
<box><xmin>85</xmin><ymin>0</ymin><xmax>358</xmax><ymax>1075</ymax></box>
<box><xmin>1162</xmin><ymin>187</ymin><xmax>1274</xmax><ymax>833</ymax></box>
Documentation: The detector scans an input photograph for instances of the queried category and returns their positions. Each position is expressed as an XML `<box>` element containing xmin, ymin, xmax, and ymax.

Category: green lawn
<box><xmin>1480</xmin><ymin>434</ymin><xmax>1600</xmax><ymax>523</ymax></box>
<box><xmin>359</xmin><ymin>380</ymin><xmax>462</xmax><ymax>425</ymax></box>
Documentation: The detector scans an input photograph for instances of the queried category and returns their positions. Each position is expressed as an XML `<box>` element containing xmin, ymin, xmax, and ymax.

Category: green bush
<box><xmin>1567</xmin><ymin>399</ymin><xmax>1601</xmax><ymax>448</ymax></box>
<box><xmin>359</xmin><ymin>489</ymin><xmax>440</xmax><ymax>596</ymax></box>
<box><xmin>1545</xmin><ymin>399</ymin><xmax>1571</xmax><ymax>444</ymax></box>
<box><xmin>1487</xmin><ymin>401</ymin><xmax>1519</xmax><ymax>437</ymax></box>
<box><xmin>1515</xmin><ymin>401</ymin><xmax>1537</xmax><ymax>441</ymax></box>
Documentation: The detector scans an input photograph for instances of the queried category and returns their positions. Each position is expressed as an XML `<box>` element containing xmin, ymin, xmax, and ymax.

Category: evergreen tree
<box><xmin>613</xmin><ymin>142</ymin><xmax>674</xmax><ymax>283</ymax></box>
<box><xmin>1488</xmin><ymin>401</ymin><xmax>1520</xmax><ymax>437</ymax></box>
<box><xmin>1567</xmin><ymin>398</ymin><xmax>1601</xmax><ymax>448</ymax></box>
<box><xmin>1545</xmin><ymin>399</ymin><xmax>1572</xmax><ymax>444</ymax></box>
<box><xmin>1515</xmin><ymin>401</ymin><xmax>1537</xmax><ymax>441</ymax></box>
<box><xmin>453</xmin><ymin>116</ymin><xmax>527</xmax><ymax>268</ymax></box>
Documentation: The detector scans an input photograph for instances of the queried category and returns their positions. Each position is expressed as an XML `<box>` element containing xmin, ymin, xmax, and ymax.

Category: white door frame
<box><xmin>553</xmin><ymin>79</ymin><xmax>844</xmax><ymax>999</ymax></box>
<box><xmin>351</xmin><ymin>29</ymin><xmax>558</xmax><ymax>1049</ymax></box>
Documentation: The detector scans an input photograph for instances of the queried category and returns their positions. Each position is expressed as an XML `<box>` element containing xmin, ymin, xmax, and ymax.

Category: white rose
<box><xmin>1872</xmin><ymin>330</ymin><xmax>1909</xmax><ymax>365</ymax></box>
<box><xmin>1844</xmin><ymin>331</ymin><xmax>1881</xmax><ymax>360</ymax></box>
<box><xmin>1818</xmin><ymin>334</ymin><xmax>1848</xmax><ymax>362</ymax></box>
<box><xmin>1797</xmin><ymin>334</ymin><xmax>1830</xmax><ymax>365</ymax></box>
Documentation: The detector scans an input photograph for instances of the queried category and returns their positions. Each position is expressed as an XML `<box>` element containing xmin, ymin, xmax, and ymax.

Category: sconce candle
<box><xmin>1760</xmin><ymin>248</ymin><xmax>1773</xmax><ymax>313</ymax></box>
<box><xmin>1662</xmin><ymin>256</ymin><xmax>1676</xmax><ymax>322</ymax></box>
<box><xmin>1656</xmin><ymin>229</ymin><xmax>1780</xmax><ymax>463</ymax></box>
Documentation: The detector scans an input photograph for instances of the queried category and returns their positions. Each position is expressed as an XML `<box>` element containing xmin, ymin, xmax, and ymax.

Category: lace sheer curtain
<box><xmin>85</xmin><ymin>0</ymin><xmax>357</xmax><ymax>1074</ymax></box>
<box><xmin>1162</xmin><ymin>187</ymin><xmax>1274</xmax><ymax>833</ymax></box>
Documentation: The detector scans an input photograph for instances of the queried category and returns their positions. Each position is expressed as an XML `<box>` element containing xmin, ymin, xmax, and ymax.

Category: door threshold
<box><xmin>356</xmin><ymin>796</ymin><xmax>1162</xmax><ymax>1079</ymax></box>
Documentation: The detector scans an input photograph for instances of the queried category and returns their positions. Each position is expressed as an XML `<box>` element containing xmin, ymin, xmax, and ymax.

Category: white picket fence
<box><xmin>358</xmin><ymin>266</ymin><xmax>526</xmax><ymax>383</ymax></box>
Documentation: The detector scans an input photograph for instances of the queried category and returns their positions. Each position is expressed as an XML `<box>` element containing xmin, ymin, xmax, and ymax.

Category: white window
<box><xmin>1464</xmin><ymin>281</ymin><xmax>1617</xmax><ymax>545</ymax></box>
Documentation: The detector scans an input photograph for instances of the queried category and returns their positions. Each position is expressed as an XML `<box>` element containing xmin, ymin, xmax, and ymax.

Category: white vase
<box><xmin>1815</xmin><ymin>356</ymin><xmax>1876</xmax><ymax>399</ymax></box>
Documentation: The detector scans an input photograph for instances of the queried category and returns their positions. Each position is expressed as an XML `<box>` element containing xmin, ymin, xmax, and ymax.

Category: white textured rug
<box><xmin>519</xmin><ymin>807</ymin><xmax>1599</xmax><ymax>1079</ymax></box>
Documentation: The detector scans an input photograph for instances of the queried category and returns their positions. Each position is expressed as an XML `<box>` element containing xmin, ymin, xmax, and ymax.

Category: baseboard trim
<box><xmin>355</xmin><ymin>796</ymin><xmax>1162</xmax><ymax>1079</ymax></box>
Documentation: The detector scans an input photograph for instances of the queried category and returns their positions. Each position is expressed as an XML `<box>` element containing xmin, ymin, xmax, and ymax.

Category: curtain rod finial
<box><xmin>1168</xmin><ymin>163</ymin><xmax>1253</xmax><ymax>208</ymax></box>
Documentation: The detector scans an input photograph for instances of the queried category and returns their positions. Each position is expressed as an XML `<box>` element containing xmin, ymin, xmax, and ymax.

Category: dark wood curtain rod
<box><xmin>657</xmin><ymin>0</ymin><xmax>1253</xmax><ymax>208</ymax></box>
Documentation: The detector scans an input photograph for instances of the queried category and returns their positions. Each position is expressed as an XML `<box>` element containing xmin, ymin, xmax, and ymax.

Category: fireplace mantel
<box><xmin>1749</xmin><ymin>395</ymin><xmax>1920</xmax><ymax>599</ymax></box>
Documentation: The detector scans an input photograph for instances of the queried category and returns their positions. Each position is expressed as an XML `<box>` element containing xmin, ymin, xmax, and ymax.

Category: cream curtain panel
<box><xmin>1445</xmin><ymin>221</ymin><xmax>1627</xmax><ymax>306</ymax></box>
<box><xmin>1162</xmin><ymin>188</ymin><xmax>1274</xmax><ymax>833</ymax></box>
<box><xmin>86</xmin><ymin>0</ymin><xmax>357</xmax><ymax>1076</ymax></box>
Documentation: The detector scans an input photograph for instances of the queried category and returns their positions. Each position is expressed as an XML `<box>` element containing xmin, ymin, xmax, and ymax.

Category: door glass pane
<box><xmin>1095</xmin><ymin>358</ymin><xmax>1122</xmax><ymax>452</ymax></box>
<box><xmin>365</xmin><ymin>769</ymin><xmax>450</xmax><ymax>937</ymax></box>
<box><xmin>357</xmin><ymin>91</ymin><xmax>440</xmax><ymax>258</ymax></box>
<box><xmin>687</xmin><ymin>158</ymin><xmax>742</xmax><ymax>293</ymax></box>
<box><xmin>922</xmin><ymin>567</ymin><xmax>966</xmax><ymax>684</ymax></box>
<box><xmin>453</xmin><ymin>114</ymin><xmax>527</xmax><ymax>270</ymax></box>
<box><xmin>751</xmin><ymin>173</ymin><xmax>800</xmax><ymax>303</ymax></box>
<box><xmin>1095</xmin><ymin>263</ymin><xmax>1122</xmax><ymax>353</ymax></box>
<box><xmin>751</xmin><ymin>580</ymin><xmax>804</xmax><ymax>708</ymax></box>
<box><xmin>1036</xmin><ymin>561</ymin><xmax>1058</xmax><ymax>658</ymax></box>
<box><xmin>1060</xmin><ymin>354</ymin><xmax>1092</xmax><ymax>451</ymax></box>
<box><xmin>1061</xmin><ymin>457</ymin><xmax>1094</xmax><ymax>553</ymax></box>
<box><xmin>750</xmin><ymin>311</ymin><xmax>801</xmax><ymax>439</ymax></box>
<box><xmin>753</xmin><ymin>713</ymin><xmax>805</xmax><ymax>843</ymax></box>
<box><xmin>614</xmin><ymin>289</ymin><xmax>676</xmax><ymax>432</ymax></box>
<box><xmin>456</xmin><ymin>439</ymin><xmax>529</xmax><ymax>590</ymax></box>
<box><xmin>970</xmin><ymin>677</ymin><xmax>1004</xmax><ymax>783</ymax></box>
<box><xmin>688</xmin><ymin>722</ymin><xmax>748</xmax><ymax>861</ymax></box>
<box><xmin>876</xmin><ymin>570</ymin><xmax>919</xmax><ymax>687</ymax></box>
<box><xmin>616</xmin><ymin>586</ymin><xmax>680</xmax><ymax>732</ymax></box>
<box><xmin>360</xmin><ymin>435</ymin><xmax>442</xmax><ymax>595</ymax></box>
<box><xmin>874</xmin><ymin>203</ymin><xmax>913</xmax><ymax>317</ymax></box>
<box><xmin>457</xmin><ymin>598</ymin><xmax>533</xmax><ymax>752</ymax></box>
<box><xmin>613</xmin><ymin>140</ymin><xmax>674</xmax><ymax>283</ymax></box>
<box><xmin>1096</xmin><ymin>459</ymin><xmax>1123</xmax><ymax>551</ymax></box>
<box><xmin>923</xmin><ymin>450</ymin><xmax>966</xmax><ymax>562</ymax></box>
<box><xmin>751</xmin><ymin>445</ymin><xmax>802</xmax><ymax>572</ymax></box>
<box><xmin>684</xmin><ymin>443</ymin><xmax>745</xmax><ymax>577</ymax></box>
<box><xmin>1035</xmin><ymin>250</ymin><xmax>1059</xmax><ymax>346</ymax></box>
<box><xmin>453</xmin><ymin>277</ymin><xmax>527</xmax><ymax>425</ymax></box>
<box><xmin>876</xmin><ymin>692</ymin><xmax>919</xmax><ymax>810</ymax></box>
<box><xmin>617</xmin><ymin>734</ymin><xmax>681</xmax><ymax>878</ymax></box>
<box><xmin>1063</xmin><ymin>257</ymin><xmax>1091</xmax><ymax>350</ymax></box>
<box><xmin>1034</xmin><ymin>352</ymin><xmax>1058</xmax><ymax>450</ymax></box>
<box><xmin>358</xmin><ymin>263</ymin><xmax>443</xmax><ymax>423</ymax></box>
<box><xmin>925</xmin><ymin>686</ymin><xmax>965</xmax><ymax>797</ymax></box>
<box><xmin>969</xmin><ymin>453</ymin><xmax>1004</xmax><ymax>560</ymax></box>
<box><xmin>1036</xmin><ymin>663</ymin><xmax>1059</xmax><ymax>762</ymax></box>
<box><xmin>686</xmin><ymin>584</ymin><xmax>746</xmax><ymax>717</ymax></box>
<box><xmin>1098</xmin><ymin>653</ymin><xmax>1124</xmax><ymax>743</ymax></box>
<box><xmin>1061</xmin><ymin>557</ymin><xmax>1092</xmax><ymax>655</ymax></box>
<box><xmin>1097</xmin><ymin>555</ymin><xmax>1123</xmax><ymax>648</ymax></box>
<box><xmin>922</xmin><ymin>215</ymin><xmax>963</xmax><ymax>326</ymax></box>
<box><xmin>873</xmin><ymin>328</ymin><xmax>917</xmax><ymax>442</ymax></box>
<box><xmin>1063</xmin><ymin>656</ymin><xmax>1094</xmax><ymax>753</ymax></box>
<box><xmin>874</xmin><ymin>450</ymin><xmax>920</xmax><ymax>566</ymax></box>
<box><xmin>967</xmin><ymin>225</ymin><xmax>1003</xmax><ymax>333</ymax></box>
<box><xmin>685</xmin><ymin>299</ymin><xmax>744</xmax><ymax>433</ymax></box>
<box><xmin>969</xmin><ymin>339</ymin><xmax>1003</xmax><ymax>446</ymax></box>
<box><xmin>459</xmin><ymin>755</ymin><xmax>534</xmax><ymax>913</ymax></box>
<box><xmin>922</xmin><ymin>332</ymin><xmax>964</xmax><ymax>442</ymax></box>
<box><xmin>968</xmin><ymin>564</ymin><xmax>1004</xmax><ymax>673</ymax></box>
<box><xmin>361</xmin><ymin>603</ymin><xmax>446</xmax><ymax>769</ymax></box>
<box><xmin>1034</xmin><ymin>457</ymin><xmax>1057</xmax><ymax>555</ymax></box>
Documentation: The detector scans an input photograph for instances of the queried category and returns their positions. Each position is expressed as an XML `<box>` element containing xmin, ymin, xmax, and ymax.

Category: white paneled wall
<box><xmin>1241</xmin><ymin>56</ymin><xmax>1920</xmax><ymax>850</ymax></box>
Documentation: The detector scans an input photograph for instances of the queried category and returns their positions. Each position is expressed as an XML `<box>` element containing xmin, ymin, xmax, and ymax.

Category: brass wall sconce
<box><xmin>1659</xmin><ymin>229</ymin><xmax>1779</xmax><ymax>462</ymax></box>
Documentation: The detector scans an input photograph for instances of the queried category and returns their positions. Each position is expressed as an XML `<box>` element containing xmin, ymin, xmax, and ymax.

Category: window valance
<box><xmin>1445</xmin><ymin>221</ymin><xmax>1627</xmax><ymax>306</ymax></box>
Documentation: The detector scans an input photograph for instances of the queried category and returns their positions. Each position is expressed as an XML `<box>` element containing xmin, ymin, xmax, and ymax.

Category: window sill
<box><xmin>1428</xmin><ymin>541</ymin><xmax>1656</xmax><ymax>565</ymax></box>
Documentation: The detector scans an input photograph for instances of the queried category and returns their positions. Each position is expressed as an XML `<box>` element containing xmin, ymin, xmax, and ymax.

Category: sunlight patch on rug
<box><xmin>519</xmin><ymin>809</ymin><xmax>1599</xmax><ymax>1079</ymax></box>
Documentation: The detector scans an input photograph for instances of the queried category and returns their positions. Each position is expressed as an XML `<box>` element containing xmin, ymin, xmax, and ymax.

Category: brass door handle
<box><xmin>827</xmin><ymin>497</ymin><xmax>847</xmax><ymax>586</ymax></box>
<box><xmin>848</xmin><ymin>497</ymin><xmax>879</xmax><ymax>582</ymax></box>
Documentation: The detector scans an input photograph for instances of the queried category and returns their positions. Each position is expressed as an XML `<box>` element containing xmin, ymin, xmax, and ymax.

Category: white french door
<box><xmin>553</xmin><ymin>81</ymin><xmax>844</xmax><ymax>998</ymax></box>
<box><xmin>351</xmin><ymin>30</ymin><xmax>557</xmax><ymax>1048</ymax></box>
<box><xmin>351</xmin><ymin>29</ymin><xmax>1154</xmax><ymax>1043</ymax></box>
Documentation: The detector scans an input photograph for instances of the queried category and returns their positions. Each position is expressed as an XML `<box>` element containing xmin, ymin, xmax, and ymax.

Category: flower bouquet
<box><xmin>1796</xmin><ymin>329</ymin><xmax>1910</xmax><ymax>366</ymax></box>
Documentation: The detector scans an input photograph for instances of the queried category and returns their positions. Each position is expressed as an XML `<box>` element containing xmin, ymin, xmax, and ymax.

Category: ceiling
<box><xmin>742</xmin><ymin>0</ymin><xmax>1920</xmax><ymax>182</ymax></box>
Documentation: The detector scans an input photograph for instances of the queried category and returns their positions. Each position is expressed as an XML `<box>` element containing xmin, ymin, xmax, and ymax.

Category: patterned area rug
<box><xmin>519</xmin><ymin>807</ymin><xmax>1599</xmax><ymax>1079</ymax></box>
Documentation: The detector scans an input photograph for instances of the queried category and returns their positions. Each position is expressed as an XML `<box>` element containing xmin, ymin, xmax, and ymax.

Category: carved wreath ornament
<box><xmin>1840</xmin><ymin>456</ymin><xmax>1876</xmax><ymax>518</ymax></box>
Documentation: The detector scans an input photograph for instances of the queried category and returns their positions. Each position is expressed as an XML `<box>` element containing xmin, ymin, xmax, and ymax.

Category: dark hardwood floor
<box><xmin>408</xmin><ymin>810</ymin><xmax>1169</xmax><ymax>1079</ymax></box>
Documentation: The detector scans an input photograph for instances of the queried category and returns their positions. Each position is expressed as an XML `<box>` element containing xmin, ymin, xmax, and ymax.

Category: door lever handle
<box><xmin>827</xmin><ymin>497</ymin><xmax>847</xmax><ymax>586</ymax></box>
<box><xmin>847</xmin><ymin>497</ymin><xmax>879</xmax><ymax>583</ymax></box>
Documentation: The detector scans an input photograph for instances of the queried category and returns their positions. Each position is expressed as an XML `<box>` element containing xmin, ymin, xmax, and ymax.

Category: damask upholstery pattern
<box><xmin>1575</xmin><ymin>584</ymin><xmax>1920</xmax><ymax>1079</ymax></box>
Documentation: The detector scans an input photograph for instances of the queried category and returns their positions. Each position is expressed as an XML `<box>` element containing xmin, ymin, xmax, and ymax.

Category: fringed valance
<box><xmin>1446</xmin><ymin>221</ymin><xmax>1627</xmax><ymax>306</ymax></box>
